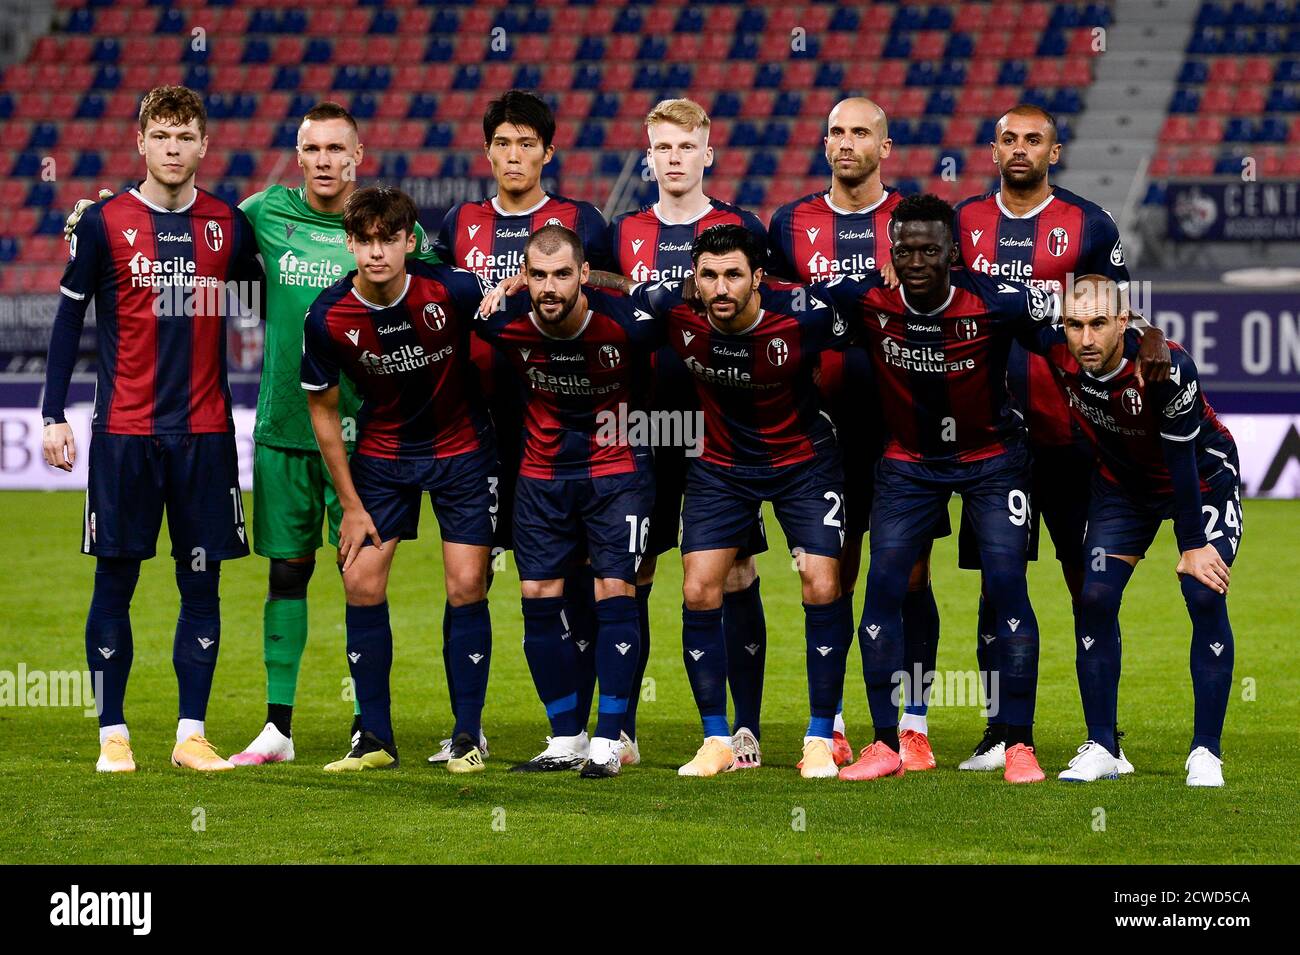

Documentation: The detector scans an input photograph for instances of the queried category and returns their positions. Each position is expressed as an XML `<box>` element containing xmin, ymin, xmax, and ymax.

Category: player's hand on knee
<box><xmin>1177</xmin><ymin>544</ymin><xmax>1230</xmax><ymax>595</ymax></box>
<box><xmin>64</xmin><ymin>189</ymin><xmax>114</xmax><ymax>242</ymax></box>
<box><xmin>42</xmin><ymin>422</ymin><xmax>76</xmax><ymax>471</ymax></box>
<box><xmin>338</xmin><ymin>507</ymin><xmax>382</xmax><ymax>571</ymax></box>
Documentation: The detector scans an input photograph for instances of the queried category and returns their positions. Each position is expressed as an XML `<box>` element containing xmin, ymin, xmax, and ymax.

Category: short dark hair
<box><xmin>342</xmin><ymin>185</ymin><xmax>418</xmax><ymax>241</ymax></box>
<box><xmin>301</xmin><ymin>101</ymin><xmax>358</xmax><ymax>135</ymax></box>
<box><xmin>691</xmin><ymin>224</ymin><xmax>765</xmax><ymax>272</ymax></box>
<box><xmin>525</xmin><ymin>224</ymin><xmax>584</xmax><ymax>266</ymax></box>
<box><xmin>483</xmin><ymin>89</ymin><xmax>556</xmax><ymax>150</ymax></box>
<box><xmin>997</xmin><ymin>103</ymin><xmax>1059</xmax><ymax>144</ymax></box>
<box><xmin>890</xmin><ymin>193</ymin><xmax>955</xmax><ymax>240</ymax></box>
<box><xmin>138</xmin><ymin>85</ymin><xmax>206</xmax><ymax>137</ymax></box>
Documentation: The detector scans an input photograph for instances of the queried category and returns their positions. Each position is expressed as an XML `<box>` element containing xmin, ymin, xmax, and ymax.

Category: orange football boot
<box><xmin>831</xmin><ymin>729</ymin><xmax>854</xmax><ymax>766</ymax></box>
<box><xmin>1004</xmin><ymin>743</ymin><xmax>1046</xmax><ymax>783</ymax></box>
<box><xmin>899</xmin><ymin>729</ymin><xmax>937</xmax><ymax>771</ymax></box>
<box><xmin>837</xmin><ymin>741</ymin><xmax>905</xmax><ymax>781</ymax></box>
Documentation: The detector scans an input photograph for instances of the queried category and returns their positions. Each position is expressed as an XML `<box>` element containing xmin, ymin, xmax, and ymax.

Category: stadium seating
<box><xmin>1146</xmin><ymin>0</ymin><xmax>1300</xmax><ymax>205</ymax></box>
<box><xmin>1</xmin><ymin>0</ymin><xmax>1112</xmax><ymax>282</ymax></box>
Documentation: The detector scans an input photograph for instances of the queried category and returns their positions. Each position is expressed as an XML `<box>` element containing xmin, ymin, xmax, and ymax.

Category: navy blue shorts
<box><xmin>958</xmin><ymin>440</ymin><xmax>1092</xmax><ymax>569</ymax></box>
<box><xmin>872</xmin><ymin>445</ymin><xmax>1033</xmax><ymax>559</ymax></box>
<box><xmin>649</xmin><ymin>445</ymin><xmax>768</xmax><ymax>559</ymax></box>
<box><xmin>351</xmin><ymin>444</ymin><xmax>499</xmax><ymax>547</ymax></box>
<box><xmin>1084</xmin><ymin>469</ymin><xmax>1243</xmax><ymax>565</ymax></box>
<box><xmin>514</xmin><ymin>469</ymin><xmax>656</xmax><ymax>583</ymax></box>
<box><xmin>84</xmin><ymin>432</ymin><xmax>248</xmax><ymax>561</ymax></box>
<box><xmin>681</xmin><ymin>452</ymin><xmax>845</xmax><ymax>559</ymax></box>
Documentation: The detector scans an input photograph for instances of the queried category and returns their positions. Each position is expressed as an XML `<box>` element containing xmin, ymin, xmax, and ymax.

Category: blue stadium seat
<box><xmin>408</xmin><ymin>94</ymin><xmax>437</xmax><ymax>119</ymax></box>
<box><xmin>156</xmin><ymin>8</ymin><xmax>185</xmax><ymax>33</ymax></box>
<box><xmin>370</xmin><ymin>9</ymin><xmax>399</xmax><ymax>33</ymax></box>
<box><xmin>67</xmin><ymin>9</ymin><xmax>94</xmax><ymax>33</ymax></box>
<box><xmin>282</xmin><ymin>10</ymin><xmax>307</xmax><ymax>34</ymax></box>
<box><xmin>273</xmin><ymin>123</ymin><xmax>297</xmax><ymax>149</ymax></box>
<box><xmin>760</xmin><ymin>123</ymin><xmax>789</xmax><ymax>147</ymax></box>
<box><xmin>573</xmin><ymin>65</ymin><xmax>603</xmax><ymax>90</ymax></box>
<box><xmin>830</xmin><ymin>8</ymin><xmax>860</xmax><ymax>31</ymax></box>
<box><xmin>614</xmin><ymin>7</ymin><xmax>643</xmax><ymax>33</ymax></box>
<box><xmin>730</xmin><ymin>35</ymin><xmax>760</xmax><ymax>60</ymax></box>
<box><xmin>736</xmin><ymin>181</ymin><xmax>766</xmax><ymax>207</ymax></box>
<box><xmin>998</xmin><ymin>61</ymin><xmax>1028</xmax><ymax>85</ymax></box>
<box><xmin>76</xmin><ymin>93</ymin><xmax>106</xmax><ymax>119</ymax></box>
<box><xmin>91</xmin><ymin>38</ymin><xmax>119</xmax><ymax>63</ymax></box>
<box><xmin>711</xmin><ymin>92</ymin><xmax>741</xmax><ymax>118</ymax></box>
<box><xmin>1037</xmin><ymin>31</ymin><xmax>1069</xmax><ymax>56</ymax></box>
<box><xmin>27</xmin><ymin>123</ymin><xmax>58</xmax><ymax>149</ymax></box>
<box><xmin>926</xmin><ymin>90</ymin><xmax>955</xmax><ymax>115</ymax></box>
<box><xmin>425</xmin><ymin>38</ymin><xmax>453</xmax><ymax>62</ymax></box>
<box><xmin>577</xmin><ymin>38</ymin><xmax>604</xmax><ymax>61</ymax></box>
<box><xmin>756</xmin><ymin>64</ymin><xmax>783</xmax><ymax>89</ymax></box>
<box><xmin>38</xmin><ymin>209</ymin><xmax>66</xmax><ymax>236</ymax></box>
<box><xmin>894</xmin><ymin>7</ymin><xmax>925</xmax><ymax>31</ymax></box>
<box><xmin>600</xmin><ymin>153</ymin><xmax>625</xmax><ymax>176</ymax></box>
<box><xmin>576</xmin><ymin>123</ymin><xmax>605</xmax><ymax>148</ymax></box>
<box><xmin>242</xmin><ymin>38</ymin><xmax>270</xmax><ymax>65</ymax></box>
<box><xmin>946</xmin><ymin>33</ymin><xmax>974</xmax><ymax>58</ymax></box>
<box><xmin>73</xmin><ymin>152</ymin><xmax>103</xmax><ymax>178</ymax></box>
<box><xmin>304</xmin><ymin>40</ymin><xmax>332</xmax><ymax>64</ymax></box>
<box><xmin>1169</xmin><ymin>89</ymin><xmax>1200</xmax><ymax>113</ymax></box>
<box><xmin>226</xmin><ymin>152</ymin><xmax>255</xmax><ymax>178</ymax></box>
<box><xmin>730</xmin><ymin>121</ymin><xmax>760</xmax><ymax>147</ymax></box>
<box><xmin>815</xmin><ymin>63</ymin><xmax>844</xmax><ymax>87</ymax></box>
<box><xmin>452</xmin><ymin>65</ymin><xmax>482</xmax><ymax>90</ymax></box>
<box><xmin>747</xmin><ymin>152</ymin><xmax>777</xmax><ymax>176</ymax></box>
<box><xmin>1178</xmin><ymin>60</ymin><xmax>1209</xmax><ymax>83</ymax></box>
<box><xmin>883</xmin><ymin>34</ymin><xmax>911</xmax><ymax>58</ymax></box>
<box><xmin>424</xmin><ymin>124</ymin><xmax>453</xmax><ymax>148</ymax></box>
<box><xmin>675</xmin><ymin>7</ymin><xmax>704</xmax><ymax>33</ymax></box>
<box><xmin>773</xmin><ymin>91</ymin><xmax>802</xmax><ymax>117</ymax></box>
<box><xmin>739</xmin><ymin>8</ymin><xmax>767</xmax><ymax>32</ymax></box>
<box><xmin>25</xmin><ymin>182</ymin><xmax>54</xmax><ymax>208</ymax></box>
<box><xmin>1224</xmin><ymin>117</ymin><xmax>1255</xmax><ymax>142</ymax></box>
<box><xmin>639</xmin><ymin>36</ymin><xmax>668</xmax><ymax>60</ymax></box>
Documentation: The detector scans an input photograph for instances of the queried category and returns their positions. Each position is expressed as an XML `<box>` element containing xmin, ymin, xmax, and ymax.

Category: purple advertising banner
<box><xmin>1167</xmin><ymin>181</ymin><xmax>1300</xmax><ymax>241</ymax></box>
<box><xmin>1149</xmin><ymin>292</ymin><xmax>1300</xmax><ymax>395</ymax></box>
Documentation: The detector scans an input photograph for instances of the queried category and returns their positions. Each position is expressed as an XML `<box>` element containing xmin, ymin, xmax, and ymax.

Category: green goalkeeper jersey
<box><xmin>240</xmin><ymin>184</ymin><xmax>440</xmax><ymax>450</ymax></box>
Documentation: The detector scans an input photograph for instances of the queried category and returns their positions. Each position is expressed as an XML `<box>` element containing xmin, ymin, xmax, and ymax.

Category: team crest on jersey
<box><xmin>545</xmin><ymin>217</ymin><xmax>563</xmax><ymax>226</ymax></box>
<box><xmin>957</xmin><ymin>317</ymin><xmax>979</xmax><ymax>340</ymax></box>
<box><xmin>204</xmin><ymin>220</ymin><xmax>224</xmax><ymax>252</ymax></box>
<box><xmin>767</xmin><ymin>337</ymin><xmax>789</xmax><ymax>366</ymax></box>
<box><xmin>423</xmin><ymin>302</ymin><xmax>447</xmax><ymax>331</ymax></box>
<box><xmin>1111</xmin><ymin>238</ymin><xmax>1125</xmax><ymax>267</ymax></box>
<box><xmin>1121</xmin><ymin>387</ymin><xmax>1143</xmax><ymax>416</ymax></box>
<box><xmin>832</xmin><ymin>313</ymin><xmax>847</xmax><ymax>337</ymax></box>
<box><xmin>1047</xmin><ymin>227</ymin><xmax>1069</xmax><ymax>257</ymax></box>
<box><xmin>598</xmin><ymin>344</ymin><xmax>622</xmax><ymax>368</ymax></box>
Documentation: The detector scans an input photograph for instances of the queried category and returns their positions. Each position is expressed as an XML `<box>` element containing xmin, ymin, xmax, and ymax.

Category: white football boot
<box><xmin>428</xmin><ymin>730</ymin><xmax>489</xmax><ymax>764</ymax></box>
<box><xmin>230</xmin><ymin>722</ymin><xmax>295</xmax><ymax>766</ymax></box>
<box><xmin>1185</xmin><ymin>746</ymin><xmax>1225</xmax><ymax>787</ymax></box>
<box><xmin>510</xmin><ymin>731</ymin><xmax>589</xmax><ymax>773</ymax></box>
<box><xmin>618</xmin><ymin>730</ymin><xmax>640</xmax><ymax>766</ymax></box>
<box><xmin>1058</xmin><ymin>740</ymin><xmax>1120</xmax><ymax>782</ymax></box>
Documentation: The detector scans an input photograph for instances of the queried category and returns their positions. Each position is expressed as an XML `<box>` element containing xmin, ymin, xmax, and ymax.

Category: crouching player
<box><xmin>301</xmin><ymin>186</ymin><xmax>497</xmax><ymax>773</ymax></box>
<box><xmin>1037</xmin><ymin>276</ymin><xmax>1241</xmax><ymax>787</ymax></box>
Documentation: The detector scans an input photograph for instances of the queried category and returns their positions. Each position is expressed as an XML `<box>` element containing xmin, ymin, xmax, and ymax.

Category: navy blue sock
<box><xmin>859</xmin><ymin>546</ymin><xmax>916</xmax><ymax>737</ymax></box>
<box><xmin>682</xmin><ymin>604</ymin><xmax>729</xmax><ymax>737</ymax></box>
<box><xmin>346</xmin><ymin>602</ymin><xmax>394</xmax><ymax>743</ymax></box>
<box><xmin>622</xmin><ymin>583</ymin><xmax>653</xmax><ymax>740</ymax></box>
<box><xmin>982</xmin><ymin>552</ymin><xmax>1039</xmax><ymax>742</ymax></box>
<box><xmin>86</xmin><ymin>557</ymin><xmax>140</xmax><ymax>727</ymax></box>
<box><xmin>1077</xmin><ymin>560</ymin><xmax>1133</xmax><ymax>756</ymax></box>
<box><xmin>521</xmin><ymin>595</ymin><xmax>581</xmax><ymax>737</ymax></box>
<box><xmin>441</xmin><ymin>601</ymin><xmax>457</xmax><ymax>723</ymax></box>
<box><xmin>975</xmin><ymin>591</ymin><xmax>998</xmax><ymax>725</ymax></box>
<box><xmin>804</xmin><ymin>595</ymin><xmax>852</xmax><ymax>738</ymax></box>
<box><xmin>173</xmin><ymin>561</ymin><xmax>221</xmax><ymax>721</ymax></box>
<box><xmin>724</xmin><ymin>577</ymin><xmax>766</xmax><ymax>738</ymax></box>
<box><xmin>565</xmin><ymin>566</ymin><xmax>598</xmax><ymax>731</ymax></box>
<box><xmin>446</xmin><ymin>599</ymin><xmax>491</xmax><ymax>740</ymax></box>
<box><xmin>594</xmin><ymin>595</ymin><xmax>640</xmax><ymax>741</ymax></box>
<box><xmin>1183</xmin><ymin>575</ymin><xmax>1234</xmax><ymax>758</ymax></box>
<box><xmin>901</xmin><ymin>584</ymin><xmax>940</xmax><ymax>716</ymax></box>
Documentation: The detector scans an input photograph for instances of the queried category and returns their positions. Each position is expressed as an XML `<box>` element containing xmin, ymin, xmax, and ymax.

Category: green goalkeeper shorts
<box><xmin>252</xmin><ymin>443</ymin><xmax>343</xmax><ymax>559</ymax></box>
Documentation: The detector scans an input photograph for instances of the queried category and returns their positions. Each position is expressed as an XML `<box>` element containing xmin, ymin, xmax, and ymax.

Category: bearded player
<box><xmin>952</xmin><ymin>104</ymin><xmax>1168</xmax><ymax>772</ymax></box>
<box><xmin>43</xmin><ymin>86</ymin><xmax>261</xmax><ymax>772</ymax></box>
<box><xmin>1027</xmin><ymin>277</ymin><xmax>1240</xmax><ymax>787</ymax></box>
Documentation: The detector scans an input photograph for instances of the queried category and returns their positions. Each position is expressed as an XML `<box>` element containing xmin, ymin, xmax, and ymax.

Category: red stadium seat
<box><xmin>1148</xmin><ymin>151</ymin><xmax>1174</xmax><ymax>177</ymax></box>
<box><xmin>873</xmin><ymin>60</ymin><xmax>908</xmax><ymax>88</ymax></box>
<box><xmin>972</xmin><ymin>32</ymin><xmax>1011</xmax><ymax>60</ymax></box>
<box><xmin>606</xmin><ymin>119</ymin><xmax>643</xmax><ymax>150</ymax></box>
<box><xmin>888</xmin><ymin>88</ymin><xmax>928</xmax><ymax>119</ymax></box>
<box><xmin>1240</xmin><ymin>57</ymin><xmax>1275</xmax><ymax>85</ymax></box>
<box><xmin>943</xmin><ymin>116</ymin><xmax>979</xmax><ymax>146</ymax></box>
<box><xmin>739</xmin><ymin>91</ymin><xmax>775</xmax><ymax>119</ymax></box>
<box><xmin>1207</xmin><ymin>59</ymin><xmax>1241</xmax><ymax>85</ymax></box>
<box><xmin>965</xmin><ymin>59</ymin><xmax>1000</xmax><ymax>86</ymax></box>
<box><xmin>618</xmin><ymin>92</ymin><xmax>654</xmax><ymax>121</ymax></box>
<box><xmin>664</xmin><ymin>35</ymin><xmax>702</xmax><ymax>63</ymax></box>
<box><xmin>911</xmin><ymin>31</ymin><xmax>947</xmax><ymax>61</ymax></box>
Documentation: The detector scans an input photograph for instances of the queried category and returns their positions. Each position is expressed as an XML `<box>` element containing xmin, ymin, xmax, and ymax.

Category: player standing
<box><xmin>300</xmin><ymin>187</ymin><xmax>496</xmax><ymax>773</ymax></box>
<box><xmin>608</xmin><ymin>98</ymin><xmax>771</xmax><ymax>768</ymax></box>
<box><xmin>614</xmin><ymin>225</ymin><xmax>856</xmax><ymax>780</ymax></box>
<box><xmin>432</xmin><ymin>89</ymin><xmax>613</xmax><ymax>768</ymax></box>
<box><xmin>476</xmin><ymin>226</ymin><xmax>656</xmax><ymax>776</ymax></box>
<box><xmin>1030</xmin><ymin>277</ymin><xmax>1240</xmax><ymax>787</ymax></box>
<box><xmin>767</xmin><ymin>96</ymin><xmax>941</xmax><ymax>771</ymax></box>
<box><xmin>819</xmin><ymin>195</ymin><xmax>1056</xmax><ymax>784</ymax></box>
<box><xmin>42</xmin><ymin>86</ymin><xmax>261</xmax><ymax>772</ymax></box>
<box><xmin>952</xmin><ymin>104</ymin><xmax>1167</xmax><ymax>771</ymax></box>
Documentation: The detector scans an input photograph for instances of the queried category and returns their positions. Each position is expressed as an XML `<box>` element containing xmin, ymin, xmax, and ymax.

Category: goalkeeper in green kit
<box><xmin>66</xmin><ymin>101</ymin><xmax>441</xmax><ymax>764</ymax></box>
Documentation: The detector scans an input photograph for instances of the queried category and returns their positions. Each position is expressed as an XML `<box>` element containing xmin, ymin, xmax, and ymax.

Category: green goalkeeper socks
<box><xmin>264</xmin><ymin>597</ymin><xmax>308</xmax><ymax>707</ymax></box>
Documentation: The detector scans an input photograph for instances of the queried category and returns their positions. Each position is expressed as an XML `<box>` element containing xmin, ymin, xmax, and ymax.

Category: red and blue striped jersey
<box><xmin>766</xmin><ymin>188</ymin><xmax>901</xmax><ymax>283</ymax></box>
<box><xmin>435</xmin><ymin>193</ymin><xmax>612</xmax><ymax>285</ymax></box>
<box><xmin>819</xmin><ymin>270</ymin><xmax>1060</xmax><ymax>464</ymax></box>
<box><xmin>474</xmin><ymin>286</ymin><xmax>660</xmax><ymax>480</ymax></box>
<box><xmin>955</xmin><ymin>185</ymin><xmax>1130</xmax><ymax>448</ymax></box>
<box><xmin>632</xmin><ymin>280</ymin><xmax>847</xmax><ymax>470</ymax></box>
<box><xmin>1037</xmin><ymin>330</ymin><xmax>1236</xmax><ymax>497</ymax></box>
<box><xmin>609</xmin><ymin>198</ymin><xmax>768</xmax><ymax>284</ymax></box>
<box><xmin>48</xmin><ymin>187</ymin><xmax>261</xmax><ymax>434</ymax></box>
<box><xmin>300</xmin><ymin>261</ymin><xmax>491</xmax><ymax>460</ymax></box>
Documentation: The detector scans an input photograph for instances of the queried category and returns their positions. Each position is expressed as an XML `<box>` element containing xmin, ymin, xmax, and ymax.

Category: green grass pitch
<box><xmin>1</xmin><ymin>490</ymin><xmax>1295</xmax><ymax>864</ymax></box>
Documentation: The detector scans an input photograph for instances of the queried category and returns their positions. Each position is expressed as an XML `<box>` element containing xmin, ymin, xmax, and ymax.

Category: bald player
<box><xmin>767</xmin><ymin>97</ymin><xmax>943</xmax><ymax>772</ymax></box>
<box><xmin>952</xmin><ymin>104</ymin><xmax>1169</xmax><ymax>772</ymax></box>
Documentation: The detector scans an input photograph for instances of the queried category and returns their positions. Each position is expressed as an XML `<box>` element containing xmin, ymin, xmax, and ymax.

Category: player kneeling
<box><xmin>302</xmin><ymin>187</ymin><xmax>498</xmax><ymax>774</ymax></box>
<box><xmin>478</xmin><ymin>227</ymin><xmax>657</xmax><ymax>778</ymax></box>
<box><xmin>1031</xmin><ymin>276</ymin><xmax>1241</xmax><ymax>787</ymax></box>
